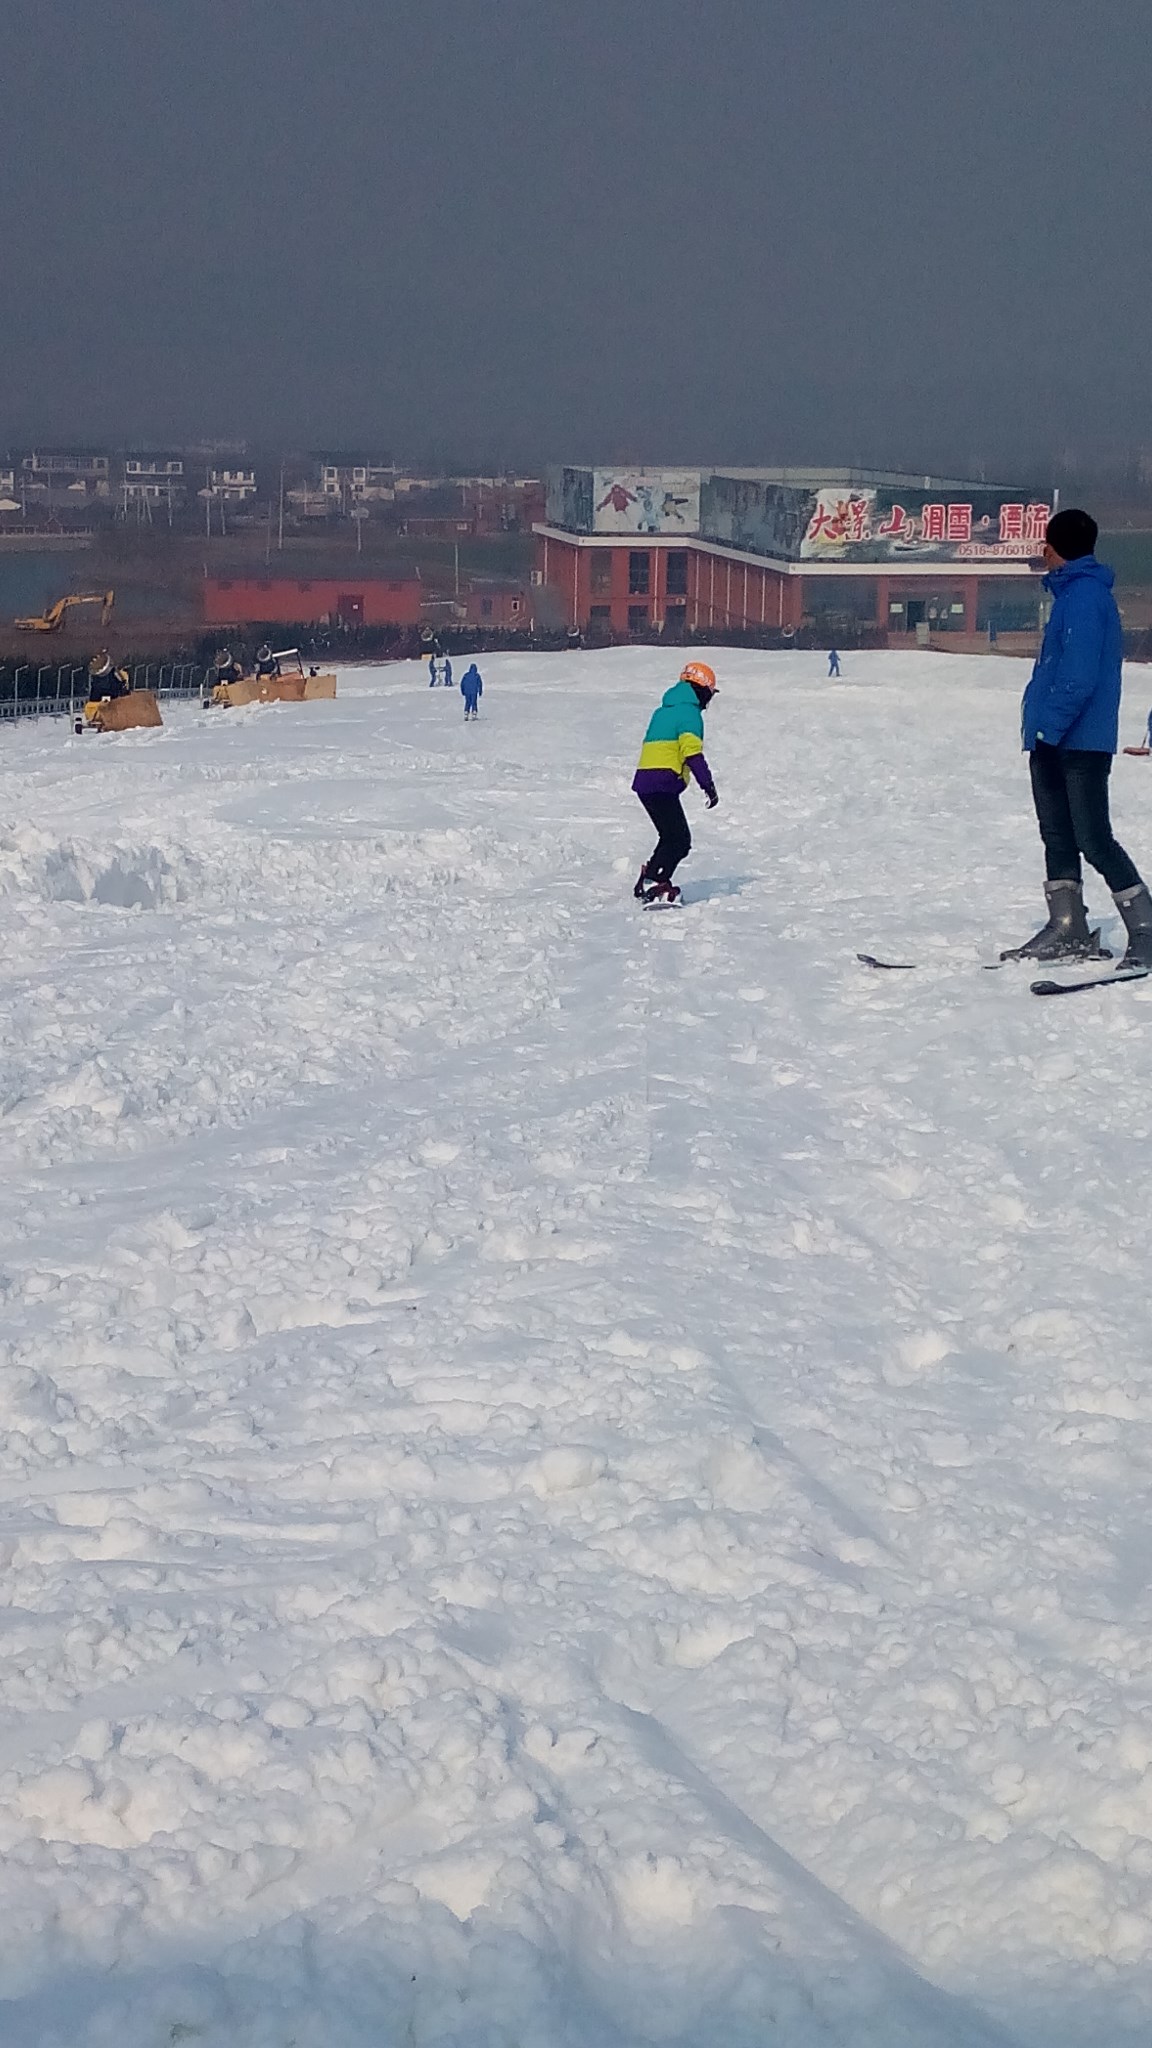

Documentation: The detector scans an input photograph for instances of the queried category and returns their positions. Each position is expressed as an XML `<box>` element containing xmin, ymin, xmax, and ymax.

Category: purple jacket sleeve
<box><xmin>687</xmin><ymin>753</ymin><xmax>716</xmax><ymax>797</ymax></box>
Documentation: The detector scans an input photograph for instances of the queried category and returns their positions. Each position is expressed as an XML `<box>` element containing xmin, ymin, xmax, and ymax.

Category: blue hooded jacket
<box><xmin>1020</xmin><ymin>556</ymin><xmax>1123</xmax><ymax>753</ymax></box>
<box><xmin>460</xmin><ymin>663</ymin><xmax>482</xmax><ymax>704</ymax></box>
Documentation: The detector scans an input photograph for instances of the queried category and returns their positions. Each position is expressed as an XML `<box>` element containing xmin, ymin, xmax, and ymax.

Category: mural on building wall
<box><xmin>799</xmin><ymin>486</ymin><xmax>1051</xmax><ymax>563</ymax></box>
<box><xmin>548</xmin><ymin>466</ymin><xmax>1051</xmax><ymax>562</ymax></box>
<box><xmin>699</xmin><ymin>476</ymin><xmax>812</xmax><ymax>561</ymax></box>
<box><xmin>545</xmin><ymin>467</ymin><xmax>594</xmax><ymax>532</ymax></box>
<box><xmin>590</xmin><ymin>469</ymin><xmax>701</xmax><ymax>535</ymax></box>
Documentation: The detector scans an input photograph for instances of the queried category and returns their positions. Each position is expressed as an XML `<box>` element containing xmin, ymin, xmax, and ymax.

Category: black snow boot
<box><xmin>1113</xmin><ymin>882</ymin><xmax>1152</xmax><ymax>969</ymax></box>
<box><xmin>643</xmin><ymin>876</ymin><xmax>681</xmax><ymax>905</ymax></box>
<box><xmin>1000</xmin><ymin>880</ymin><xmax>1110</xmax><ymax>962</ymax></box>
<box><xmin>634</xmin><ymin>862</ymin><xmax>659</xmax><ymax>900</ymax></box>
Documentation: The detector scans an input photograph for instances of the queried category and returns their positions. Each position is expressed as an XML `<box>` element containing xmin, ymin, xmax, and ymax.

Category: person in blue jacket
<box><xmin>1004</xmin><ymin>507</ymin><xmax>1152</xmax><ymax>967</ymax></box>
<box><xmin>460</xmin><ymin>662</ymin><xmax>483</xmax><ymax>720</ymax></box>
<box><xmin>828</xmin><ymin>648</ymin><xmax>841</xmax><ymax>678</ymax></box>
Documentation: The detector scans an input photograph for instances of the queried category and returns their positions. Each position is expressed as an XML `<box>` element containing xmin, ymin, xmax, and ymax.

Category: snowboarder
<box><xmin>460</xmin><ymin>662</ymin><xmax>483</xmax><ymax>720</ymax></box>
<box><xmin>632</xmin><ymin>660</ymin><xmax>719</xmax><ymax>904</ymax></box>
<box><xmin>828</xmin><ymin>648</ymin><xmax>841</xmax><ymax>678</ymax></box>
<box><xmin>1003</xmin><ymin>507</ymin><xmax>1152</xmax><ymax>968</ymax></box>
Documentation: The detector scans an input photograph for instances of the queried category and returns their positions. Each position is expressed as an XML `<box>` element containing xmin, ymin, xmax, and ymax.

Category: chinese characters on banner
<box><xmin>802</xmin><ymin>492</ymin><xmax>1051</xmax><ymax>560</ymax></box>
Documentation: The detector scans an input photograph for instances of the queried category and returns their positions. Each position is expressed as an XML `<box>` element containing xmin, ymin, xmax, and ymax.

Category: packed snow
<box><xmin>1</xmin><ymin>646</ymin><xmax>1152</xmax><ymax>2048</ymax></box>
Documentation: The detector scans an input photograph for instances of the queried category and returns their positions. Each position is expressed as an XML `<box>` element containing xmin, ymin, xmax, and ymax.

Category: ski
<box><xmin>1031</xmin><ymin>967</ymin><xmax>1149</xmax><ymax>996</ymax></box>
<box><xmin>857</xmin><ymin>951</ymin><xmax>1003</xmax><ymax>973</ymax></box>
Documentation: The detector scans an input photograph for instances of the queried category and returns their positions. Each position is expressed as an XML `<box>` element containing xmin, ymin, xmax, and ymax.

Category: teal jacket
<box><xmin>633</xmin><ymin>679</ymin><xmax>715</xmax><ymax>798</ymax></box>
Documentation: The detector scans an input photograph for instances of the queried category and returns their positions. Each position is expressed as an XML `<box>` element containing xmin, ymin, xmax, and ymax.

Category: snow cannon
<box><xmin>210</xmin><ymin>648</ymin><xmax>337</xmax><ymax>708</ymax></box>
<box><xmin>79</xmin><ymin>690</ymin><xmax>163</xmax><ymax>735</ymax></box>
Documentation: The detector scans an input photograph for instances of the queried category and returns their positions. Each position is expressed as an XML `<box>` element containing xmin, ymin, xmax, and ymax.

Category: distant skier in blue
<box><xmin>828</xmin><ymin>648</ymin><xmax>841</xmax><ymax>678</ymax></box>
<box><xmin>461</xmin><ymin>662</ymin><xmax>483</xmax><ymax>720</ymax></box>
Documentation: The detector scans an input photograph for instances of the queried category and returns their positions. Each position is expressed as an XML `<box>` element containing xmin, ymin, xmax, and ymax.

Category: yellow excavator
<box><xmin>15</xmin><ymin>590</ymin><xmax>115</xmax><ymax>632</ymax></box>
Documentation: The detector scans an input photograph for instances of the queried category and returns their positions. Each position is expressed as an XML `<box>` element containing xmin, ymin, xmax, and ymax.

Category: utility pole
<box><xmin>278</xmin><ymin>461</ymin><xmax>285</xmax><ymax>550</ymax></box>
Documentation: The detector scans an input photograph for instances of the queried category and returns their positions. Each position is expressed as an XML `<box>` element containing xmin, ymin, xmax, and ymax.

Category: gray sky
<box><xmin>2</xmin><ymin>0</ymin><xmax>1150</xmax><ymax>473</ymax></box>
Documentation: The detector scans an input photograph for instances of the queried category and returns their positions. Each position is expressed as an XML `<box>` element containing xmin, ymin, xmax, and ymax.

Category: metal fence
<box><xmin>0</xmin><ymin>661</ymin><xmax>208</xmax><ymax>727</ymax></box>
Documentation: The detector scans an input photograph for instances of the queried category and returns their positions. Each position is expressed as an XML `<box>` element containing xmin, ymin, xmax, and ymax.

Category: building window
<box><xmin>480</xmin><ymin>598</ymin><xmax>493</xmax><ymax>618</ymax></box>
<box><xmin>589</xmin><ymin>604</ymin><xmax>611</xmax><ymax>626</ymax></box>
<box><xmin>628</xmin><ymin>551</ymin><xmax>650</xmax><ymax>595</ymax></box>
<box><xmin>590</xmin><ymin>553</ymin><xmax>612</xmax><ymax>594</ymax></box>
<box><xmin>665</xmin><ymin>551</ymin><xmax>688</xmax><ymax>596</ymax></box>
<box><xmin>510</xmin><ymin>598</ymin><xmax>521</xmax><ymax>614</ymax></box>
<box><xmin>627</xmin><ymin>604</ymin><xmax>649</xmax><ymax>635</ymax></box>
<box><xmin>664</xmin><ymin>603</ymin><xmax>687</xmax><ymax>637</ymax></box>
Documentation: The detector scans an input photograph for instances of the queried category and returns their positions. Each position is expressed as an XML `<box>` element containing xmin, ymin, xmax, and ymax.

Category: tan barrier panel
<box><xmin>87</xmin><ymin>691</ymin><xmax>163</xmax><ymax>733</ymax></box>
<box><xmin>213</xmin><ymin>673</ymin><xmax>337</xmax><ymax>707</ymax></box>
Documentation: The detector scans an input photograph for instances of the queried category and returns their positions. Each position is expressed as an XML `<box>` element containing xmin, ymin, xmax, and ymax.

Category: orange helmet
<box><xmin>680</xmin><ymin>660</ymin><xmax>717</xmax><ymax>694</ymax></box>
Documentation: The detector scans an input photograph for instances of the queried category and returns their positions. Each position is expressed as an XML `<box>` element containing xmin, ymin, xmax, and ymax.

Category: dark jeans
<box><xmin>638</xmin><ymin>792</ymin><xmax>691</xmax><ymax>879</ymax></box>
<box><xmin>1029</xmin><ymin>742</ymin><xmax>1141</xmax><ymax>892</ymax></box>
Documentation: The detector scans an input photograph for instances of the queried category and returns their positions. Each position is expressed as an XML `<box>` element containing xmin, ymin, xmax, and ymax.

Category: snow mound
<box><xmin>0</xmin><ymin>824</ymin><xmax>192</xmax><ymax>909</ymax></box>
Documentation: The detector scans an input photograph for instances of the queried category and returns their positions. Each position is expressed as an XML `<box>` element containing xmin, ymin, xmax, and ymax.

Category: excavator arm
<box><xmin>14</xmin><ymin>589</ymin><xmax>115</xmax><ymax>632</ymax></box>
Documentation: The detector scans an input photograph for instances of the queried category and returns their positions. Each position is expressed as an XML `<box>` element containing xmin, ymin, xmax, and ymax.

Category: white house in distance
<box><xmin>122</xmin><ymin>454</ymin><xmax>187</xmax><ymax>511</ymax></box>
<box><xmin>21</xmin><ymin>449</ymin><xmax>112</xmax><ymax>498</ymax></box>
<box><xmin>317</xmin><ymin>454</ymin><xmax>395</xmax><ymax>506</ymax></box>
<box><xmin>200</xmin><ymin>466</ymin><xmax>259</xmax><ymax>504</ymax></box>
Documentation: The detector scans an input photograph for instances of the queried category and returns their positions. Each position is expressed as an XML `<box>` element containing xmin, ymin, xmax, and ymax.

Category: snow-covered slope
<box><xmin>1</xmin><ymin>648</ymin><xmax>1151</xmax><ymax>2047</ymax></box>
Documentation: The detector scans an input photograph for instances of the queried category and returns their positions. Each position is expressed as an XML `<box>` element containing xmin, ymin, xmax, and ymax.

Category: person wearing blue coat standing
<box><xmin>1004</xmin><ymin>507</ymin><xmax>1152</xmax><ymax>967</ymax></box>
<box><xmin>460</xmin><ymin>662</ymin><xmax>483</xmax><ymax>720</ymax></box>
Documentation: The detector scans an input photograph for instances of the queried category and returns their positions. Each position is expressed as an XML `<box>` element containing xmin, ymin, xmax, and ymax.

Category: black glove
<box><xmin>705</xmin><ymin>789</ymin><xmax>719</xmax><ymax>809</ymax></box>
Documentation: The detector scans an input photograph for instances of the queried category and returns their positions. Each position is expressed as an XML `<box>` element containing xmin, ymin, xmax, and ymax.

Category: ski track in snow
<box><xmin>0</xmin><ymin>648</ymin><xmax>1151</xmax><ymax>2046</ymax></box>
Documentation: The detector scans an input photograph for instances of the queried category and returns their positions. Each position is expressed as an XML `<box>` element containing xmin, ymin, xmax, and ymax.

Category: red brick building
<box><xmin>535</xmin><ymin>531</ymin><xmax>804</xmax><ymax>640</ymax></box>
<box><xmin>204</xmin><ymin>574</ymin><xmax>423</xmax><ymax>630</ymax></box>
<box><xmin>536</xmin><ymin>466</ymin><xmax>1051</xmax><ymax>643</ymax></box>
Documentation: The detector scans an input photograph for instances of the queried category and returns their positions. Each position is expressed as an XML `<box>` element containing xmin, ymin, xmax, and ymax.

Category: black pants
<box><xmin>638</xmin><ymin>792</ymin><xmax>691</xmax><ymax>879</ymax></box>
<box><xmin>1029</xmin><ymin>742</ymin><xmax>1141</xmax><ymax>892</ymax></box>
